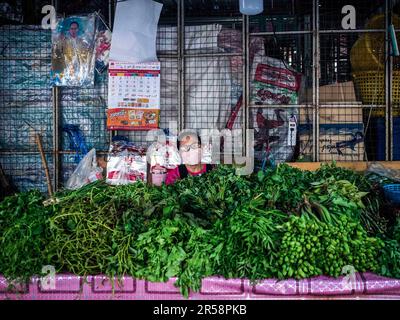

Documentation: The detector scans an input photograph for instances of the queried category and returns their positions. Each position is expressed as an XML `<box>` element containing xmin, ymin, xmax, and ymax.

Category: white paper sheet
<box><xmin>110</xmin><ymin>0</ymin><xmax>163</xmax><ymax>63</ymax></box>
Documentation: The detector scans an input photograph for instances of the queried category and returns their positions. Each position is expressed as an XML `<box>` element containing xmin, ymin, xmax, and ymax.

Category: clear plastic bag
<box><xmin>66</xmin><ymin>148</ymin><xmax>103</xmax><ymax>190</ymax></box>
<box><xmin>94</xmin><ymin>14</ymin><xmax>111</xmax><ymax>73</ymax></box>
<box><xmin>366</xmin><ymin>162</ymin><xmax>400</xmax><ymax>182</ymax></box>
<box><xmin>106</xmin><ymin>141</ymin><xmax>147</xmax><ymax>185</ymax></box>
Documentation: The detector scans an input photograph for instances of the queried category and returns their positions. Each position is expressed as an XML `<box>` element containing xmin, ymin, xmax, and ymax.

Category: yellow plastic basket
<box><xmin>351</xmin><ymin>14</ymin><xmax>400</xmax><ymax>116</ymax></box>
<box><xmin>352</xmin><ymin>71</ymin><xmax>400</xmax><ymax>117</ymax></box>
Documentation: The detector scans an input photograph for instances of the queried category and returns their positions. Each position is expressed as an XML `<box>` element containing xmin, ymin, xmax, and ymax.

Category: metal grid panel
<box><xmin>318</xmin><ymin>31</ymin><xmax>387</xmax><ymax>162</ymax></box>
<box><xmin>248</xmin><ymin>33</ymin><xmax>313</xmax><ymax>164</ymax></box>
<box><xmin>182</xmin><ymin>3</ymin><xmax>244</xmax><ymax>158</ymax></box>
<box><xmin>0</xmin><ymin>25</ymin><xmax>53</xmax><ymax>193</ymax></box>
<box><xmin>1</xmin><ymin>0</ymin><xmax>400</xmax><ymax>194</ymax></box>
<box><xmin>0</xmin><ymin>153</ymin><xmax>54</xmax><ymax>193</ymax></box>
<box><xmin>250</xmin><ymin>0</ymin><xmax>313</xmax><ymax>32</ymax></box>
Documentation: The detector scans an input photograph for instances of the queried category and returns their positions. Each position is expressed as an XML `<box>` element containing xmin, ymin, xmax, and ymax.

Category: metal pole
<box><xmin>385</xmin><ymin>0</ymin><xmax>393</xmax><ymax>161</ymax></box>
<box><xmin>109</xmin><ymin>0</ymin><xmax>115</xmax><ymax>144</ymax></box>
<box><xmin>52</xmin><ymin>86</ymin><xmax>59</xmax><ymax>192</ymax></box>
<box><xmin>178</xmin><ymin>0</ymin><xmax>185</xmax><ymax>131</ymax></box>
<box><xmin>242</xmin><ymin>14</ymin><xmax>250</xmax><ymax>158</ymax></box>
<box><xmin>312</xmin><ymin>0</ymin><xmax>319</xmax><ymax>162</ymax></box>
<box><xmin>52</xmin><ymin>0</ymin><xmax>59</xmax><ymax>192</ymax></box>
<box><xmin>319</xmin><ymin>29</ymin><xmax>386</xmax><ymax>34</ymax></box>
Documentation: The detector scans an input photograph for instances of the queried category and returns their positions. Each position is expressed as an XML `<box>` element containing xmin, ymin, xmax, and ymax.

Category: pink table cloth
<box><xmin>1</xmin><ymin>273</ymin><xmax>399</xmax><ymax>300</ymax></box>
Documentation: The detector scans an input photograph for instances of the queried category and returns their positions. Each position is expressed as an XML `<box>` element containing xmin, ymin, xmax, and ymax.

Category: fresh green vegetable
<box><xmin>0</xmin><ymin>163</ymin><xmax>398</xmax><ymax>297</ymax></box>
<box><xmin>0</xmin><ymin>190</ymin><xmax>53</xmax><ymax>284</ymax></box>
<box><xmin>278</xmin><ymin>214</ymin><xmax>383</xmax><ymax>279</ymax></box>
<box><xmin>379</xmin><ymin>218</ymin><xmax>400</xmax><ymax>278</ymax></box>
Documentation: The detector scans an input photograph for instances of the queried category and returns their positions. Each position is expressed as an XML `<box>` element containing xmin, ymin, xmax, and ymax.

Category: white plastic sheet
<box><xmin>110</xmin><ymin>0</ymin><xmax>163</xmax><ymax>63</ymax></box>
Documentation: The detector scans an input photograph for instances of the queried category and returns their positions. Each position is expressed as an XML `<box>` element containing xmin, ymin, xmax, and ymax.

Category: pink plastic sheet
<box><xmin>1</xmin><ymin>273</ymin><xmax>399</xmax><ymax>300</ymax></box>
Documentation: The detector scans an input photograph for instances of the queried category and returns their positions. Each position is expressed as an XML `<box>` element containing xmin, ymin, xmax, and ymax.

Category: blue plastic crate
<box><xmin>383</xmin><ymin>184</ymin><xmax>400</xmax><ymax>204</ymax></box>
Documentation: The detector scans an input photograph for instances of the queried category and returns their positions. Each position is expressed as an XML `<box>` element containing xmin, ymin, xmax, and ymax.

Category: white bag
<box><xmin>66</xmin><ymin>148</ymin><xmax>103</xmax><ymax>190</ymax></box>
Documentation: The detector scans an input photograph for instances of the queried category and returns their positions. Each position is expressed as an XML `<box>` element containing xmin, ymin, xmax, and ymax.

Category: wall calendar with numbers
<box><xmin>107</xmin><ymin>60</ymin><xmax>160</xmax><ymax>130</ymax></box>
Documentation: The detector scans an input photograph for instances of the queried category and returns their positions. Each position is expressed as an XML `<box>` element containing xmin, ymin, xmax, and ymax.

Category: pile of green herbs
<box><xmin>0</xmin><ymin>163</ymin><xmax>399</xmax><ymax>297</ymax></box>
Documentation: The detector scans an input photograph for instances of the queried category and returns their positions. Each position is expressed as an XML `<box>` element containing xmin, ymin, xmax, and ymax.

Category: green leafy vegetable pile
<box><xmin>0</xmin><ymin>163</ymin><xmax>399</xmax><ymax>297</ymax></box>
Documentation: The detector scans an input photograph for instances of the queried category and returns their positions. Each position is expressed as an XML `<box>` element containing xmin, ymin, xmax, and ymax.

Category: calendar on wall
<box><xmin>107</xmin><ymin>60</ymin><xmax>160</xmax><ymax>130</ymax></box>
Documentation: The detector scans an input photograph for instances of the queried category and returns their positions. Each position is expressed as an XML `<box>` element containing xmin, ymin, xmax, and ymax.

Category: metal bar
<box><xmin>177</xmin><ymin>0</ymin><xmax>184</xmax><ymax>131</ymax></box>
<box><xmin>158</xmin><ymin>53</ymin><xmax>179</xmax><ymax>58</ymax></box>
<box><xmin>315</xmin><ymin>0</ymin><xmax>320</xmax><ymax>163</ymax></box>
<box><xmin>385</xmin><ymin>0</ymin><xmax>393</xmax><ymax>161</ymax></box>
<box><xmin>0</xmin><ymin>150</ymin><xmax>109</xmax><ymax>155</ymax></box>
<box><xmin>250</xmin><ymin>105</ymin><xmax>313</xmax><ymax>109</ymax></box>
<box><xmin>249</xmin><ymin>104</ymin><xmax>371</xmax><ymax>109</ymax></box>
<box><xmin>250</xmin><ymin>29</ymin><xmax>387</xmax><ymax>37</ymax></box>
<box><xmin>109</xmin><ymin>0</ymin><xmax>116</xmax><ymax>144</ymax></box>
<box><xmin>183</xmin><ymin>52</ymin><xmax>241</xmax><ymax>58</ymax></box>
<box><xmin>52</xmin><ymin>0</ymin><xmax>60</xmax><ymax>192</ymax></box>
<box><xmin>58</xmin><ymin>150</ymin><xmax>109</xmax><ymax>155</ymax></box>
<box><xmin>52</xmin><ymin>86</ymin><xmax>59</xmax><ymax>192</ymax></box>
<box><xmin>0</xmin><ymin>57</ymin><xmax>51</xmax><ymax>61</ymax></box>
<box><xmin>250</xmin><ymin>30</ymin><xmax>312</xmax><ymax>36</ymax></box>
<box><xmin>319</xmin><ymin>29</ymin><xmax>386</xmax><ymax>34</ymax></box>
<box><xmin>0</xmin><ymin>151</ymin><xmax>53</xmax><ymax>155</ymax></box>
<box><xmin>312</xmin><ymin>0</ymin><xmax>316</xmax><ymax>162</ymax></box>
<box><xmin>109</xmin><ymin>0</ymin><xmax>113</xmax><ymax>28</ymax></box>
<box><xmin>160</xmin><ymin>16</ymin><xmax>243</xmax><ymax>25</ymax></box>
<box><xmin>312</xmin><ymin>0</ymin><xmax>320</xmax><ymax>162</ymax></box>
<box><xmin>243</xmin><ymin>14</ymin><xmax>250</xmax><ymax>158</ymax></box>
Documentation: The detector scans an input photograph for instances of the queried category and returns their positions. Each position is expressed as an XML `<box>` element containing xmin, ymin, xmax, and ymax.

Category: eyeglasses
<box><xmin>180</xmin><ymin>143</ymin><xmax>200</xmax><ymax>152</ymax></box>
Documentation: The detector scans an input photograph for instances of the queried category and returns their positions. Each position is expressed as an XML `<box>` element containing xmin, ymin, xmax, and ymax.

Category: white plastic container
<box><xmin>239</xmin><ymin>0</ymin><xmax>263</xmax><ymax>15</ymax></box>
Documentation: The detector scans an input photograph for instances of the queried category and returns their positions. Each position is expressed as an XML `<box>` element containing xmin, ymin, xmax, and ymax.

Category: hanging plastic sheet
<box><xmin>110</xmin><ymin>0</ymin><xmax>162</xmax><ymax>63</ymax></box>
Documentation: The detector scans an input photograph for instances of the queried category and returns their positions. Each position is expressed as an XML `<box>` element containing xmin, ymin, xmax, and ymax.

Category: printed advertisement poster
<box><xmin>107</xmin><ymin>108</ymin><xmax>160</xmax><ymax>130</ymax></box>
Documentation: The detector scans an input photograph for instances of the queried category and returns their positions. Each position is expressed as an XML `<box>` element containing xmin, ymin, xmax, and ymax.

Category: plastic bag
<box><xmin>66</xmin><ymin>148</ymin><xmax>103</xmax><ymax>190</ymax></box>
<box><xmin>366</xmin><ymin>162</ymin><xmax>400</xmax><ymax>182</ymax></box>
<box><xmin>218</xmin><ymin>28</ymin><xmax>265</xmax><ymax>78</ymax></box>
<box><xmin>94</xmin><ymin>15</ymin><xmax>111</xmax><ymax>73</ymax></box>
<box><xmin>106</xmin><ymin>140</ymin><xmax>147</xmax><ymax>185</ymax></box>
<box><xmin>250</xmin><ymin>55</ymin><xmax>302</xmax><ymax>105</ymax></box>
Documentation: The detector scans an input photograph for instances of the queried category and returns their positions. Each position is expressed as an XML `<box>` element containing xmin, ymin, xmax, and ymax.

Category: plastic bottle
<box><xmin>239</xmin><ymin>0</ymin><xmax>263</xmax><ymax>15</ymax></box>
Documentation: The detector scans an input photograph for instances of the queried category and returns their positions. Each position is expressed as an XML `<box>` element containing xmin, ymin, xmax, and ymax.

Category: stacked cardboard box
<box><xmin>299</xmin><ymin>104</ymin><xmax>365</xmax><ymax>161</ymax></box>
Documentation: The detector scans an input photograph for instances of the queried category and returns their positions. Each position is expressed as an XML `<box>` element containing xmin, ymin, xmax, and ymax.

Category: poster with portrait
<box><xmin>51</xmin><ymin>14</ymin><xmax>96</xmax><ymax>87</ymax></box>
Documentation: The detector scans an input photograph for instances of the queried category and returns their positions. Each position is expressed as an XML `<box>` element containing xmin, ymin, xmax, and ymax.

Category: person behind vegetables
<box><xmin>165</xmin><ymin>131</ymin><xmax>213</xmax><ymax>185</ymax></box>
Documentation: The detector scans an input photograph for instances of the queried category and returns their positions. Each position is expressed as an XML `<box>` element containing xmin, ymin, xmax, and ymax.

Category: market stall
<box><xmin>1</xmin><ymin>0</ymin><xmax>400</xmax><ymax>301</ymax></box>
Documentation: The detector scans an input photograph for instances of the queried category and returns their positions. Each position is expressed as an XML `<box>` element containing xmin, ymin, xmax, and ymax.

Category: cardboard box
<box><xmin>300</xmin><ymin>81</ymin><xmax>358</xmax><ymax>103</ymax></box>
<box><xmin>299</xmin><ymin>105</ymin><xmax>363</xmax><ymax>124</ymax></box>
<box><xmin>299</xmin><ymin>124</ymin><xmax>365</xmax><ymax>161</ymax></box>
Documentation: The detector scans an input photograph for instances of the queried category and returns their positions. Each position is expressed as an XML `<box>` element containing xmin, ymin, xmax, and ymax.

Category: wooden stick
<box><xmin>35</xmin><ymin>133</ymin><xmax>54</xmax><ymax>197</ymax></box>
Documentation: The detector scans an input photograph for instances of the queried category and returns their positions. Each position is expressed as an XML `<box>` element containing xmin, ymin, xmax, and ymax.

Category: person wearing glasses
<box><xmin>165</xmin><ymin>131</ymin><xmax>213</xmax><ymax>185</ymax></box>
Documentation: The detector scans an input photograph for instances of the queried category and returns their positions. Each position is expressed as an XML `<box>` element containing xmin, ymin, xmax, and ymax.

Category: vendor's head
<box><xmin>178</xmin><ymin>130</ymin><xmax>202</xmax><ymax>166</ymax></box>
<box><xmin>69</xmin><ymin>21</ymin><xmax>79</xmax><ymax>38</ymax></box>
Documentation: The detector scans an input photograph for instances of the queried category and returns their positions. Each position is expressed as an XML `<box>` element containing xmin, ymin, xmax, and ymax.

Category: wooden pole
<box><xmin>35</xmin><ymin>133</ymin><xmax>54</xmax><ymax>197</ymax></box>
